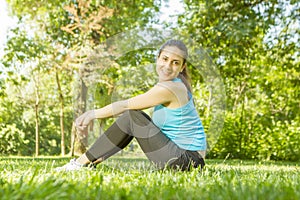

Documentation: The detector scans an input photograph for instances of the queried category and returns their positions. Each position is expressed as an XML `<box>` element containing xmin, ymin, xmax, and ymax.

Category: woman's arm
<box><xmin>95</xmin><ymin>85</ymin><xmax>172</xmax><ymax>118</ymax></box>
<box><xmin>95</xmin><ymin>84</ymin><xmax>172</xmax><ymax>118</ymax></box>
<box><xmin>75</xmin><ymin>84</ymin><xmax>173</xmax><ymax>132</ymax></box>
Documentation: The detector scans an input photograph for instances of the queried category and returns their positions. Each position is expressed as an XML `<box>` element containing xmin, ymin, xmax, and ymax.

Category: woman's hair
<box><xmin>158</xmin><ymin>39</ymin><xmax>192</xmax><ymax>92</ymax></box>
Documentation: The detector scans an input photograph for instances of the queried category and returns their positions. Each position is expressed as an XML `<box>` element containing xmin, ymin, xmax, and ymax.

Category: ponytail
<box><xmin>178</xmin><ymin>67</ymin><xmax>192</xmax><ymax>93</ymax></box>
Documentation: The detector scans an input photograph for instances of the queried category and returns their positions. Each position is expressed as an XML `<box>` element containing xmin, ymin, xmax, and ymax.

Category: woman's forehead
<box><xmin>160</xmin><ymin>46</ymin><xmax>185</xmax><ymax>60</ymax></box>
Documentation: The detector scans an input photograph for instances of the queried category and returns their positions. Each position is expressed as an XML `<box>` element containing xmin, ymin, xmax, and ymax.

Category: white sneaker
<box><xmin>55</xmin><ymin>158</ymin><xmax>83</xmax><ymax>172</ymax></box>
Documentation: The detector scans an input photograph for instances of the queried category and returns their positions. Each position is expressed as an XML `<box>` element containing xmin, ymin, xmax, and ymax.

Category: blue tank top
<box><xmin>152</xmin><ymin>78</ymin><xmax>206</xmax><ymax>151</ymax></box>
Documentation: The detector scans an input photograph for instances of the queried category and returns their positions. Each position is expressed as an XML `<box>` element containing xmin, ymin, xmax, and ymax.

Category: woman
<box><xmin>56</xmin><ymin>39</ymin><xmax>206</xmax><ymax>171</ymax></box>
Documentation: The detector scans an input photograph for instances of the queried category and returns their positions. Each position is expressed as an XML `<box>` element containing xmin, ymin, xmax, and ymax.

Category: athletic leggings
<box><xmin>85</xmin><ymin>110</ymin><xmax>205</xmax><ymax>171</ymax></box>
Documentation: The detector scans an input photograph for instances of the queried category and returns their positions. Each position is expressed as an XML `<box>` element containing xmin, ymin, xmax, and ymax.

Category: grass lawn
<box><xmin>0</xmin><ymin>155</ymin><xmax>299</xmax><ymax>200</ymax></box>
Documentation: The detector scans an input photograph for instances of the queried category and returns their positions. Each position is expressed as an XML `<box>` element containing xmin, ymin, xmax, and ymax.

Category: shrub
<box><xmin>0</xmin><ymin>124</ymin><xmax>29</xmax><ymax>155</ymax></box>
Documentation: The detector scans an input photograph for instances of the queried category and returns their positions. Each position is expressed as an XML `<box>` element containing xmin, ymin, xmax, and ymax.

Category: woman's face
<box><xmin>156</xmin><ymin>45</ymin><xmax>186</xmax><ymax>82</ymax></box>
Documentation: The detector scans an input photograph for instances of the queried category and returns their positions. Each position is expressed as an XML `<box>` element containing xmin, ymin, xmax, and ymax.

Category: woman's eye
<box><xmin>173</xmin><ymin>61</ymin><xmax>180</xmax><ymax>65</ymax></box>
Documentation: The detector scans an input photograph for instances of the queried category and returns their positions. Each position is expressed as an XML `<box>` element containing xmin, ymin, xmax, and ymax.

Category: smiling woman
<box><xmin>156</xmin><ymin>46</ymin><xmax>186</xmax><ymax>82</ymax></box>
<box><xmin>55</xmin><ymin>39</ymin><xmax>207</xmax><ymax>172</ymax></box>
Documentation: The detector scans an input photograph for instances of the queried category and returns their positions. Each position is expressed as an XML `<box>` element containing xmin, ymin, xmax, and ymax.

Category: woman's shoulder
<box><xmin>156</xmin><ymin>81</ymin><xmax>188</xmax><ymax>100</ymax></box>
<box><xmin>156</xmin><ymin>80</ymin><xmax>175</xmax><ymax>87</ymax></box>
<box><xmin>156</xmin><ymin>81</ymin><xmax>184</xmax><ymax>92</ymax></box>
<box><xmin>158</xmin><ymin>79</ymin><xmax>186</xmax><ymax>88</ymax></box>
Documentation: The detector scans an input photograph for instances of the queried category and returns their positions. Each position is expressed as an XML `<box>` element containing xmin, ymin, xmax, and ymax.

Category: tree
<box><xmin>177</xmin><ymin>0</ymin><xmax>300</xmax><ymax>160</ymax></box>
<box><xmin>3</xmin><ymin>0</ymin><xmax>161</xmax><ymax>156</ymax></box>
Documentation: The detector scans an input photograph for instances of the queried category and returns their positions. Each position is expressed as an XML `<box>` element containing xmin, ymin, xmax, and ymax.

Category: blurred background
<box><xmin>0</xmin><ymin>0</ymin><xmax>299</xmax><ymax>161</ymax></box>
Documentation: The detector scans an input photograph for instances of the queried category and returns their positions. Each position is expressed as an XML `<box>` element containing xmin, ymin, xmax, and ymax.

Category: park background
<box><xmin>0</xmin><ymin>0</ymin><xmax>299</xmax><ymax>162</ymax></box>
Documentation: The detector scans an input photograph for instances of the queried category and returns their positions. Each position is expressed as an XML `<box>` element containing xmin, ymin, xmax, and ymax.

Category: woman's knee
<box><xmin>121</xmin><ymin>110</ymin><xmax>151</xmax><ymax>125</ymax></box>
<box><xmin>121</xmin><ymin>109</ymin><xmax>139</xmax><ymax>118</ymax></box>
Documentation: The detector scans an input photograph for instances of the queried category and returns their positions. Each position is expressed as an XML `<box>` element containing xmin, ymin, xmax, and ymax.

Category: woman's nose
<box><xmin>165</xmin><ymin>61</ymin><xmax>172</xmax><ymax>69</ymax></box>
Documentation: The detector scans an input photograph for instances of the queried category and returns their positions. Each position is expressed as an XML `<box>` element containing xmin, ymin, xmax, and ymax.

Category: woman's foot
<box><xmin>55</xmin><ymin>158</ymin><xmax>85</xmax><ymax>172</ymax></box>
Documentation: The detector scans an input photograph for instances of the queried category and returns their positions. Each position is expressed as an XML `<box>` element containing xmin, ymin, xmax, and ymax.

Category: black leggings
<box><xmin>85</xmin><ymin>110</ymin><xmax>205</xmax><ymax>171</ymax></box>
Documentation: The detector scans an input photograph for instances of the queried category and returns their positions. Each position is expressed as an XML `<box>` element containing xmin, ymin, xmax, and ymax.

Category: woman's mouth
<box><xmin>161</xmin><ymin>70</ymin><xmax>172</xmax><ymax>76</ymax></box>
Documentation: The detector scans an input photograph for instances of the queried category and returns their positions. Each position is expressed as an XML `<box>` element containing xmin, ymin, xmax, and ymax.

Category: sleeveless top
<box><xmin>152</xmin><ymin>78</ymin><xmax>206</xmax><ymax>151</ymax></box>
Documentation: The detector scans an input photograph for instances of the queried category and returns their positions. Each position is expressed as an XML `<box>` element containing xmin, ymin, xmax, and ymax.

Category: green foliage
<box><xmin>0</xmin><ymin>71</ymin><xmax>74</xmax><ymax>155</ymax></box>
<box><xmin>98</xmin><ymin>0</ymin><xmax>160</xmax><ymax>37</ymax></box>
<box><xmin>1</xmin><ymin>0</ymin><xmax>161</xmax><ymax>156</ymax></box>
<box><xmin>0</xmin><ymin>125</ymin><xmax>28</xmax><ymax>155</ymax></box>
<box><xmin>0</xmin><ymin>157</ymin><xmax>299</xmax><ymax>199</ymax></box>
<box><xmin>178</xmin><ymin>0</ymin><xmax>300</xmax><ymax>161</ymax></box>
<box><xmin>114</xmin><ymin>49</ymin><xmax>157</xmax><ymax>99</ymax></box>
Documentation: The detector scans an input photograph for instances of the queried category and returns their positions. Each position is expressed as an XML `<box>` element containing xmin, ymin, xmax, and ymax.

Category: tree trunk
<box><xmin>34</xmin><ymin>79</ymin><xmax>40</xmax><ymax>157</ymax></box>
<box><xmin>55</xmin><ymin>70</ymin><xmax>65</xmax><ymax>155</ymax></box>
<box><xmin>70</xmin><ymin>76</ymin><xmax>88</xmax><ymax>156</ymax></box>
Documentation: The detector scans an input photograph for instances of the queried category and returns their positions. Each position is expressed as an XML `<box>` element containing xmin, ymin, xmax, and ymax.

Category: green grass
<box><xmin>0</xmin><ymin>156</ymin><xmax>299</xmax><ymax>200</ymax></box>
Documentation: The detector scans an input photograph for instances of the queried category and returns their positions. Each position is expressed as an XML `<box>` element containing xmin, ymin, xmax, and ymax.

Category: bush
<box><xmin>0</xmin><ymin>124</ymin><xmax>29</xmax><ymax>155</ymax></box>
<box><xmin>209</xmin><ymin>112</ymin><xmax>300</xmax><ymax>161</ymax></box>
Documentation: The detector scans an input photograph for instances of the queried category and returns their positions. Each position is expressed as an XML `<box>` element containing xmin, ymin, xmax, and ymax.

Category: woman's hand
<box><xmin>75</xmin><ymin>110</ymin><xmax>96</xmax><ymax>137</ymax></box>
